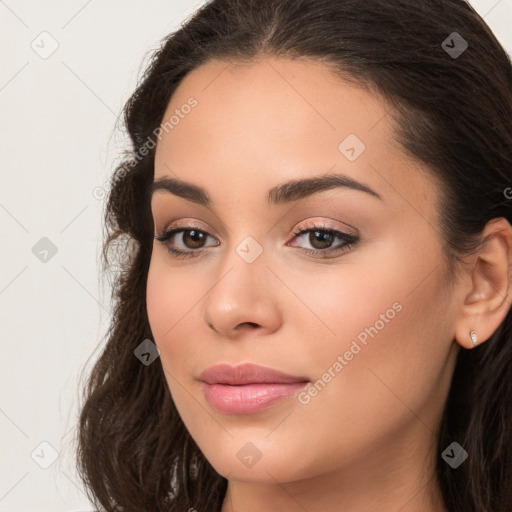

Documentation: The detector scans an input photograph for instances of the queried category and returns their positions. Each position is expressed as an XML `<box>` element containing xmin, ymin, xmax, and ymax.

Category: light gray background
<box><xmin>0</xmin><ymin>1</ymin><xmax>511</xmax><ymax>511</ymax></box>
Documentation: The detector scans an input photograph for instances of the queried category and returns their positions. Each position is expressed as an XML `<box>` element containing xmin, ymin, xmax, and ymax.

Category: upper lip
<box><xmin>198</xmin><ymin>363</ymin><xmax>310</xmax><ymax>385</ymax></box>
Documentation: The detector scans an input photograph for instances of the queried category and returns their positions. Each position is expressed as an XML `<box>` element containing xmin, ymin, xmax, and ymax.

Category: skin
<box><xmin>146</xmin><ymin>56</ymin><xmax>512</xmax><ymax>512</ymax></box>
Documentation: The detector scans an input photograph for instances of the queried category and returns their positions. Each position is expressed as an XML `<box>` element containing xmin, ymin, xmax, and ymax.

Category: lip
<box><xmin>198</xmin><ymin>363</ymin><xmax>309</xmax><ymax>385</ymax></box>
<box><xmin>198</xmin><ymin>363</ymin><xmax>310</xmax><ymax>414</ymax></box>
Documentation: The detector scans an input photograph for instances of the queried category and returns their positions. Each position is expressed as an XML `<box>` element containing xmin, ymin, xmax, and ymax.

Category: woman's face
<box><xmin>147</xmin><ymin>57</ymin><xmax>461</xmax><ymax>488</ymax></box>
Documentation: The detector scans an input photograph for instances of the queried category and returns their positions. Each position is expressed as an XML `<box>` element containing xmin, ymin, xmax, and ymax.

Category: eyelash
<box><xmin>154</xmin><ymin>222</ymin><xmax>359</xmax><ymax>259</ymax></box>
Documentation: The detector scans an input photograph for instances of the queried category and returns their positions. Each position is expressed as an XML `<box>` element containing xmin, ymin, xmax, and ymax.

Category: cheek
<box><xmin>146</xmin><ymin>252</ymin><xmax>203</xmax><ymax>330</ymax></box>
<box><xmin>146</xmin><ymin>258</ymin><xmax>206</xmax><ymax>422</ymax></box>
<box><xmin>146</xmin><ymin>257</ymin><xmax>202</xmax><ymax>369</ymax></box>
<box><xmin>287</xmin><ymin>250</ymin><xmax>409</xmax><ymax>370</ymax></box>
<box><xmin>294</xmin><ymin>240</ymin><xmax>454</xmax><ymax>417</ymax></box>
<box><xmin>300</xmin><ymin>258</ymin><xmax>455</xmax><ymax>435</ymax></box>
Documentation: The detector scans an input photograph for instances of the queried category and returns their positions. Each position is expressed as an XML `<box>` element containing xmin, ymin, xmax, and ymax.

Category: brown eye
<box><xmin>154</xmin><ymin>223</ymin><xmax>359</xmax><ymax>260</ymax></box>
<box><xmin>307</xmin><ymin>230</ymin><xmax>335</xmax><ymax>250</ymax></box>
<box><xmin>181</xmin><ymin>229</ymin><xmax>207</xmax><ymax>249</ymax></box>
<box><xmin>155</xmin><ymin>226</ymin><xmax>219</xmax><ymax>258</ymax></box>
<box><xmin>289</xmin><ymin>225</ymin><xmax>359</xmax><ymax>258</ymax></box>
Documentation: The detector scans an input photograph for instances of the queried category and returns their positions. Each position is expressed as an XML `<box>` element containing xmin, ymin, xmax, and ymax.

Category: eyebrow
<box><xmin>150</xmin><ymin>172</ymin><xmax>382</xmax><ymax>207</ymax></box>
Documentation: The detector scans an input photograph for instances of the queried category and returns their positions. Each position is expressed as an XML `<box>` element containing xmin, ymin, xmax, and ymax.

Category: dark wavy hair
<box><xmin>76</xmin><ymin>0</ymin><xmax>512</xmax><ymax>510</ymax></box>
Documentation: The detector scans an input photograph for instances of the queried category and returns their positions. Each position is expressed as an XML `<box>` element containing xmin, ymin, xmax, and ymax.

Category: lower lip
<box><xmin>202</xmin><ymin>381</ymin><xmax>309</xmax><ymax>414</ymax></box>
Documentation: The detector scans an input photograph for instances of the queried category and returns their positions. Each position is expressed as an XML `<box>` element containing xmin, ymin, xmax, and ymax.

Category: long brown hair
<box><xmin>76</xmin><ymin>1</ymin><xmax>512</xmax><ymax>510</ymax></box>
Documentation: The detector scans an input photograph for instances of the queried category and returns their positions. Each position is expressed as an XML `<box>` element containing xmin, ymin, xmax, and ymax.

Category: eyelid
<box><xmin>290</xmin><ymin>218</ymin><xmax>358</xmax><ymax>237</ymax></box>
<box><xmin>156</xmin><ymin>217</ymin><xmax>356</xmax><ymax>241</ymax></box>
<box><xmin>159</xmin><ymin>218</ymin><xmax>214</xmax><ymax>235</ymax></box>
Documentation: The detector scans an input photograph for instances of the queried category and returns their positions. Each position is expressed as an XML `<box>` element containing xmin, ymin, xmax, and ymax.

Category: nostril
<box><xmin>243</xmin><ymin>322</ymin><xmax>259</xmax><ymax>328</ymax></box>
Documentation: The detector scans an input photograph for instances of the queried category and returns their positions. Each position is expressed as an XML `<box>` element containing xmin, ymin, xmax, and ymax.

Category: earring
<box><xmin>470</xmin><ymin>330</ymin><xmax>478</xmax><ymax>347</ymax></box>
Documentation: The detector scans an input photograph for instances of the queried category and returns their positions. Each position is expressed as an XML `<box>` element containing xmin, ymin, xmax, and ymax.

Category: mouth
<box><xmin>198</xmin><ymin>363</ymin><xmax>310</xmax><ymax>414</ymax></box>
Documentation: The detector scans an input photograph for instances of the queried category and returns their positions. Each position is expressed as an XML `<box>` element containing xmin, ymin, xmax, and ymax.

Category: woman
<box><xmin>76</xmin><ymin>0</ymin><xmax>512</xmax><ymax>510</ymax></box>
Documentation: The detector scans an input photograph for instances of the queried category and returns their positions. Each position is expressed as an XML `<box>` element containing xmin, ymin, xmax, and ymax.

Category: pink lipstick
<box><xmin>198</xmin><ymin>363</ymin><xmax>310</xmax><ymax>414</ymax></box>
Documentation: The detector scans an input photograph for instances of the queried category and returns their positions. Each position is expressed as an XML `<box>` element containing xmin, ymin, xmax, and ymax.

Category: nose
<box><xmin>202</xmin><ymin>247</ymin><xmax>282</xmax><ymax>339</ymax></box>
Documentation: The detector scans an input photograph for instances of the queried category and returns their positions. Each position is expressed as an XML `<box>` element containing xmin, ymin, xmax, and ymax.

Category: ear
<box><xmin>454</xmin><ymin>217</ymin><xmax>512</xmax><ymax>349</ymax></box>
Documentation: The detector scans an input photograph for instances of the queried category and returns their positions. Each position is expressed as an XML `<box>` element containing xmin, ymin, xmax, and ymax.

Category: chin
<box><xmin>199</xmin><ymin>440</ymin><xmax>313</xmax><ymax>484</ymax></box>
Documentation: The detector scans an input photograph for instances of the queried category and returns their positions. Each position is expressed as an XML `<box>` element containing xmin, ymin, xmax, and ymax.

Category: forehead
<box><xmin>156</xmin><ymin>57</ymin><xmax>388</xmax><ymax>165</ymax></box>
<box><xmin>153</xmin><ymin>57</ymin><xmax>441</xmax><ymax>219</ymax></box>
